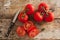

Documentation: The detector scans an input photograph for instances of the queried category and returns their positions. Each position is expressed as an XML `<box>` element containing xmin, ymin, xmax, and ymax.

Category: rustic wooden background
<box><xmin>0</xmin><ymin>0</ymin><xmax>60</xmax><ymax>40</ymax></box>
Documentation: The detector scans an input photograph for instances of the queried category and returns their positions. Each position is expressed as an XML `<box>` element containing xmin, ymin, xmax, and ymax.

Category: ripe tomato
<box><xmin>27</xmin><ymin>25</ymin><xmax>36</xmax><ymax>33</ymax></box>
<box><xmin>38</xmin><ymin>2</ymin><xmax>49</xmax><ymax>13</ymax></box>
<box><xmin>43</xmin><ymin>12</ymin><xmax>54</xmax><ymax>22</ymax></box>
<box><xmin>23</xmin><ymin>21</ymin><xmax>34</xmax><ymax>31</ymax></box>
<box><xmin>25</xmin><ymin>4</ymin><xmax>35</xmax><ymax>15</ymax></box>
<box><xmin>16</xmin><ymin>26</ymin><xmax>26</xmax><ymax>37</ymax></box>
<box><xmin>18</xmin><ymin>12</ymin><xmax>28</xmax><ymax>23</ymax></box>
<box><xmin>34</xmin><ymin>12</ymin><xmax>43</xmax><ymax>22</ymax></box>
<box><xmin>28</xmin><ymin>28</ymin><xmax>39</xmax><ymax>38</ymax></box>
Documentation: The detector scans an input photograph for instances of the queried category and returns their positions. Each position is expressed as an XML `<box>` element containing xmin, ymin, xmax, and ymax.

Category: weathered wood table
<box><xmin>0</xmin><ymin>0</ymin><xmax>60</xmax><ymax>40</ymax></box>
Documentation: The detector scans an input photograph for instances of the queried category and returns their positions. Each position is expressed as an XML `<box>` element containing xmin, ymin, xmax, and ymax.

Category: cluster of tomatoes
<box><xmin>16</xmin><ymin>21</ymin><xmax>39</xmax><ymax>38</ymax></box>
<box><xmin>16</xmin><ymin>2</ymin><xmax>54</xmax><ymax>38</ymax></box>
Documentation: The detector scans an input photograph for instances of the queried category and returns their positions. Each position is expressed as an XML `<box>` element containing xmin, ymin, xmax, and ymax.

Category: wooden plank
<box><xmin>0</xmin><ymin>0</ymin><xmax>60</xmax><ymax>40</ymax></box>
<box><xmin>0</xmin><ymin>19</ymin><xmax>60</xmax><ymax>40</ymax></box>
<box><xmin>0</xmin><ymin>0</ymin><xmax>60</xmax><ymax>18</ymax></box>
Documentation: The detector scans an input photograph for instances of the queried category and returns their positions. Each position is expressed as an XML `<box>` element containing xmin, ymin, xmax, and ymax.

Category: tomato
<box><xmin>25</xmin><ymin>4</ymin><xmax>35</xmax><ymax>15</ymax></box>
<box><xmin>38</xmin><ymin>2</ymin><xmax>49</xmax><ymax>13</ymax></box>
<box><xmin>16</xmin><ymin>26</ymin><xmax>26</xmax><ymax>37</ymax></box>
<box><xmin>27</xmin><ymin>25</ymin><xmax>36</xmax><ymax>33</ymax></box>
<box><xmin>28</xmin><ymin>28</ymin><xmax>39</xmax><ymax>38</ymax></box>
<box><xmin>23</xmin><ymin>21</ymin><xmax>34</xmax><ymax>31</ymax></box>
<box><xmin>43</xmin><ymin>12</ymin><xmax>54</xmax><ymax>22</ymax></box>
<box><xmin>34</xmin><ymin>12</ymin><xmax>43</xmax><ymax>22</ymax></box>
<box><xmin>18</xmin><ymin>12</ymin><xmax>28</xmax><ymax>23</ymax></box>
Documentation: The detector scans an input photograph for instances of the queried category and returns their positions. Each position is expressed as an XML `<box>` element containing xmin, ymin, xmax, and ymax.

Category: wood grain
<box><xmin>0</xmin><ymin>0</ymin><xmax>60</xmax><ymax>18</ymax></box>
<box><xmin>0</xmin><ymin>0</ymin><xmax>60</xmax><ymax>40</ymax></box>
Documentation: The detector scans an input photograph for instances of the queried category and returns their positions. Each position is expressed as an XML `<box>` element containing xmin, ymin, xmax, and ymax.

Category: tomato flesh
<box><xmin>16</xmin><ymin>26</ymin><xmax>26</xmax><ymax>37</ymax></box>
<box><xmin>28</xmin><ymin>28</ymin><xmax>39</xmax><ymax>38</ymax></box>
<box><xmin>23</xmin><ymin>21</ymin><xmax>34</xmax><ymax>31</ymax></box>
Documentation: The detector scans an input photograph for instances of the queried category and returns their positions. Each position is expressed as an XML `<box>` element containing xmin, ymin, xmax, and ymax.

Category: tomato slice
<box><xmin>28</xmin><ymin>28</ymin><xmax>39</xmax><ymax>38</ymax></box>
<box><xmin>27</xmin><ymin>25</ymin><xmax>36</xmax><ymax>33</ymax></box>
<box><xmin>23</xmin><ymin>21</ymin><xmax>34</xmax><ymax>31</ymax></box>
<box><xmin>16</xmin><ymin>26</ymin><xmax>26</xmax><ymax>37</ymax></box>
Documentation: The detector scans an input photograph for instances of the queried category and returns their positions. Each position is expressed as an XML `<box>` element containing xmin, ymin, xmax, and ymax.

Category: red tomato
<box><xmin>38</xmin><ymin>2</ymin><xmax>49</xmax><ymax>13</ymax></box>
<box><xmin>18</xmin><ymin>12</ymin><xmax>28</xmax><ymax>23</ymax></box>
<box><xmin>28</xmin><ymin>28</ymin><xmax>39</xmax><ymax>38</ymax></box>
<box><xmin>43</xmin><ymin>12</ymin><xmax>54</xmax><ymax>22</ymax></box>
<box><xmin>27</xmin><ymin>25</ymin><xmax>36</xmax><ymax>33</ymax></box>
<box><xmin>23</xmin><ymin>21</ymin><xmax>34</xmax><ymax>31</ymax></box>
<box><xmin>25</xmin><ymin>4</ymin><xmax>35</xmax><ymax>15</ymax></box>
<box><xmin>16</xmin><ymin>26</ymin><xmax>26</xmax><ymax>37</ymax></box>
<box><xmin>34</xmin><ymin>12</ymin><xmax>43</xmax><ymax>22</ymax></box>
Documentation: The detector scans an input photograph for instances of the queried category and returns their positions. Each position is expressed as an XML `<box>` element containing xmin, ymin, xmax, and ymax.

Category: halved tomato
<box><xmin>23</xmin><ymin>21</ymin><xmax>34</xmax><ymax>31</ymax></box>
<box><xmin>28</xmin><ymin>28</ymin><xmax>39</xmax><ymax>38</ymax></box>
<box><xmin>16</xmin><ymin>26</ymin><xmax>26</xmax><ymax>37</ymax></box>
<box><xmin>27</xmin><ymin>25</ymin><xmax>36</xmax><ymax>33</ymax></box>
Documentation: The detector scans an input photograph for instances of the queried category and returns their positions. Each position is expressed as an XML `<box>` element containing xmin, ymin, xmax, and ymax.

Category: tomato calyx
<box><xmin>41</xmin><ymin>6</ymin><xmax>49</xmax><ymax>15</ymax></box>
<box><xmin>18</xmin><ymin>12</ymin><xmax>28</xmax><ymax>23</ymax></box>
<box><xmin>24</xmin><ymin>9</ymin><xmax>29</xmax><ymax>13</ymax></box>
<box><xmin>21</xmin><ymin>13</ymin><xmax>26</xmax><ymax>19</ymax></box>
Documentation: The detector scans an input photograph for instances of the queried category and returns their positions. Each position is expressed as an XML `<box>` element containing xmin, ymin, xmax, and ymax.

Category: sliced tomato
<box><xmin>16</xmin><ymin>26</ymin><xmax>26</xmax><ymax>37</ymax></box>
<box><xmin>27</xmin><ymin>25</ymin><xmax>36</xmax><ymax>33</ymax></box>
<box><xmin>23</xmin><ymin>21</ymin><xmax>34</xmax><ymax>31</ymax></box>
<box><xmin>28</xmin><ymin>28</ymin><xmax>39</xmax><ymax>38</ymax></box>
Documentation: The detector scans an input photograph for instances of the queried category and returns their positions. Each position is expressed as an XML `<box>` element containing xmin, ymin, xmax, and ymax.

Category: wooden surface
<box><xmin>0</xmin><ymin>0</ymin><xmax>60</xmax><ymax>40</ymax></box>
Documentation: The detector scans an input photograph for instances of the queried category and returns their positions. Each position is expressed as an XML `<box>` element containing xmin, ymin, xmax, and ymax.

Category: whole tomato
<box><xmin>25</xmin><ymin>4</ymin><xmax>35</xmax><ymax>15</ymax></box>
<box><xmin>18</xmin><ymin>12</ymin><xmax>28</xmax><ymax>23</ymax></box>
<box><xmin>34</xmin><ymin>12</ymin><xmax>43</xmax><ymax>22</ymax></box>
<box><xmin>28</xmin><ymin>28</ymin><xmax>39</xmax><ymax>38</ymax></box>
<box><xmin>38</xmin><ymin>2</ymin><xmax>49</xmax><ymax>13</ymax></box>
<box><xmin>23</xmin><ymin>21</ymin><xmax>34</xmax><ymax>31</ymax></box>
<box><xmin>43</xmin><ymin>12</ymin><xmax>54</xmax><ymax>22</ymax></box>
<box><xmin>16</xmin><ymin>26</ymin><xmax>26</xmax><ymax>37</ymax></box>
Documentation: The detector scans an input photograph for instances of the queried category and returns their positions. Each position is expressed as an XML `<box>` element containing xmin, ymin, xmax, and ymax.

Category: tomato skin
<box><xmin>23</xmin><ymin>21</ymin><xmax>34</xmax><ymax>31</ymax></box>
<box><xmin>43</xmin><ymin>12</ymin><xmax>54</xmax><ymax>22</ymax></box>
<box><xmin>16</xmin><ymin>26</ymin><xmax>26</xmax><ymax>37</ymax></box>
<box><xmin>25</xmin><ymin>4</ymin><xmax>35</xmax><ymax>15</ymax></box>
<box><xmin>38</xmin><ymin>2</ymin><xmax>49</xmax><ymax>13</ymax></box>
<box><xmin>18</xmin><ymin>12</ymin><xmax>28</xmax><ymax>23</ymax></box>
<box><xmin>28</xmin><ymin>28</ymin><xmax>39</xmax><ymax>38</ymax></box>
<box><xmin>34</xmin><ymin>12</ymin><xmax>43</xmax><ymax>22</ymax></box>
